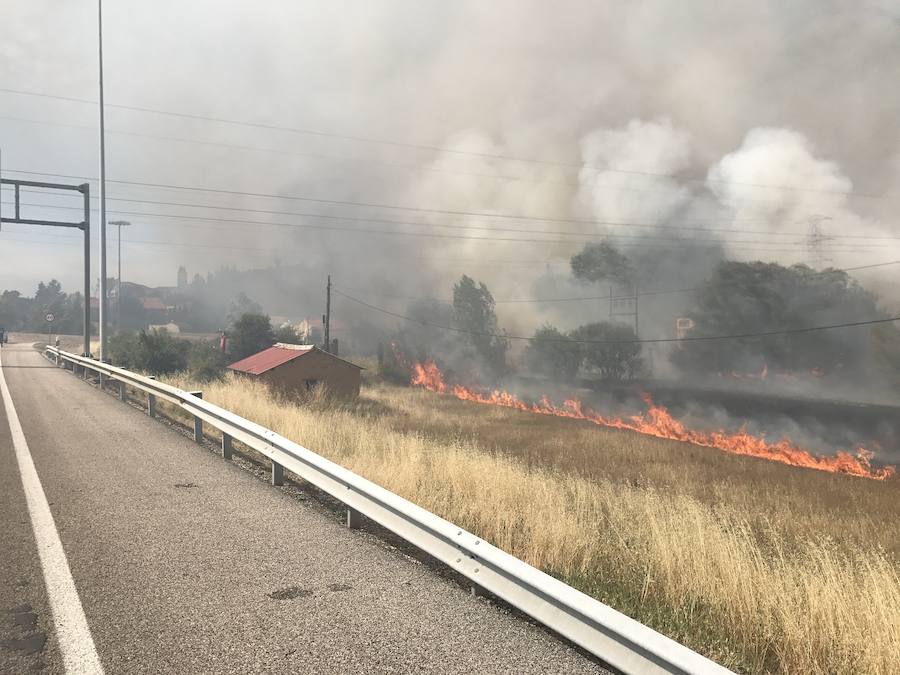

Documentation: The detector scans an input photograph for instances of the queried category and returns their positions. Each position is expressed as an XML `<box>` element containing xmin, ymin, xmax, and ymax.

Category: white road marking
<box><xmin>0</xmin><ymin>349</ymin><xmax>105</xmax><ymax>674</ymax></box>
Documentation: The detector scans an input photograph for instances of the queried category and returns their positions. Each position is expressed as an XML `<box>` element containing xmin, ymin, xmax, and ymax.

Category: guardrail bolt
<box><xmin>271</xmin><ymin>461</ymin><xmax>284</xmax><ymax>486</ymax></box>
<box><xmin>188</xmin><ymin>390</ymin><xmax>203</xmax><ymax>442</ymax></box>
<box><xmin>346</xmin><ymin>507</ymin><xmax>361</xmax><ymax>529</ymax></box>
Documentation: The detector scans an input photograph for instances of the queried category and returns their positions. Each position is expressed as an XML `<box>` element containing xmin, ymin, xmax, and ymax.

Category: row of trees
<box><xmin>0</xmin><ymin>281</ymin><xmax>85</xmax><ymax>334</ymax></box>
<box><xmin>525</xmin><ymin>323</ymin><xmax>643</xmax><ymax>380</ymax></box>
<box><xmin>387</xmin><ymin>274</ymin><xmax>644</xmax><ymax>383</ymax></box>
<box><xmin>389</xmin><ymin>244</ymin><xmax>898</xmax><ymax>387</ymax></box>
<box><xmin>107</xmin><ymin>311</ymin><xmax>305</xmax><ymax>381</ymax></box>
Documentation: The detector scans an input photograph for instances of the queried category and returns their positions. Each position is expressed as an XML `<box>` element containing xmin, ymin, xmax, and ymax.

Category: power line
<box><xmin>0</xmin><ymin>114</ymin><xmax>791</xmax><ymax>206</ymax></box>
<box><xmin>13</xmin><ymin>183</ymin><xmax>900</xmax><ymax>245</ymax></box>
<box><xmin>18</xmin><ymin>188</ymin><xmax>821</xmax><ymax>239</ymax></box>
<box><xmin>333</xmin><ymin>259</ymin><xmax>900</xmax><ymax>305</ymax></box>
<box><xmin>5</xmin><ymin>198</ymin><xmax>862</xmax><ymax>251</ymax></box>
<box><xmin>8</xmin><ymin>196</ymin><xmax>833</xmax><ymax>248</ymax></box>
<box><xmin>333</xmin><ymin>289</ymin><xmax>900</xmax><ymax>344</ymax></box>
<box><xmin>6</xmin><ymin>168</ymin><xmax>898</xmax><ymax>246</ymax></box>
<box><xmin>0</xmin><ymin>86</ymin><xmax>889</xmax><ymax>200</ymax></box>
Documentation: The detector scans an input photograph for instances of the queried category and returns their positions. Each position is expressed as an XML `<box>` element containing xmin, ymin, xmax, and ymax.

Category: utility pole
<box><xmin>97</xmin><ymin>0</ymin><xmax>109</xmax><ymax>361</ymax></box>
<box><xmin>633</xmin><ymin>284</ymin><xmax>639</xmax><ymax>337</ymax></box>
<box><xmin>81</xmin><ymin>183</ymin><xmax>91</xmax><ymax>356</ymax></box>
<box><xmin>110</xmin><ymin>219</ymin><xmax>131</xmax><ymax>332</ymax></box>
<box><xmin>323</xmin><ymin>274</ymin><xmax>331</xmax><ymax>352</ymax></box>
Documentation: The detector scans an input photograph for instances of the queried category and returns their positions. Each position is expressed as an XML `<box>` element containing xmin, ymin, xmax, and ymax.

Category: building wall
<box><xmin>255</xmin><ymin>350</ymin><xmax>361</xmax><ymax>399</ymax></box>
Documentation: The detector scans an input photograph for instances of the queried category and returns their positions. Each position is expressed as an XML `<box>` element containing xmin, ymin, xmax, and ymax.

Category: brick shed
<box><xmin>227</xmin><ymin>343</ymin><xmax>362</xmax><ymax>400</ymax></box>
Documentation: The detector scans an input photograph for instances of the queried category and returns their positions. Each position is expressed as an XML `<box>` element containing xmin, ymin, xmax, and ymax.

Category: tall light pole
<box><xmin>110</xmin><ymin>219</ymin><xmax>131</xmax><ymax>332</ymax></box>
<box><xmin>97</xmin><ymin>0</ymin><xmax>109</xmax><ymax>360</ymax></box>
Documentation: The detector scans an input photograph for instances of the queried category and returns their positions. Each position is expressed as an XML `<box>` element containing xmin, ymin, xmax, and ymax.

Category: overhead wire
<box><xmin>0</xmin><ymin>114</ymin><xmax>796</xmax><ymax>205</ymax></box>
<box><xmin>333</xmin><ymin>259</ymin><xmax>900</xmax><ymax>304</ymax></box>
<box><xmin>0</xmin><ymin>85</ymin><xmax>889</xmax><ymax>200</ymax></box>
<box><xmin>4</xmin><ymin>198</ymin><xmax>873</xmax><ymax>252</ymax></box>
<box><xmin>333</xmin><ymin>289</ymin><xmax>900</xmax><ymax>344</ymax></box>
<box><xmin>5</xmin><ymin>169</ymin><xmax>899</xmax><ymax>248</ymax></box>
<box><xmin>5</xmin><ymin>195</ymin><xmax>845</xmax><ymax>248</ymax></box>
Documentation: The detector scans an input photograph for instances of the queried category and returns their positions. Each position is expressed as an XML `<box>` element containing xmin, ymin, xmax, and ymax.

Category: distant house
<box><xmin>148</xmin><ymin>322</ymin><xmax>181</xmax><ymax>334</ymax></box>
<box><xmin>228</xmin><ymin>343</ymin><xmax>362</xmax><ymax>399</ymax></box>
<box><xmin>139</xmin><ymin>296</ymin><xmax>167</xmax><ymax>324</ymax></box>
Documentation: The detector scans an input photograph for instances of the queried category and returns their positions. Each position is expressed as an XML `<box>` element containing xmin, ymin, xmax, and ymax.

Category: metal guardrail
<box><xmin>46</xmin><ymin>346</ymin><xmax>733</xmax><ymax>675</ymax></box>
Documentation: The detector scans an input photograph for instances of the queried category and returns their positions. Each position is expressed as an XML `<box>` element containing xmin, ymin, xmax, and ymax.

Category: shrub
<box><xmin>187</xmin><ymin>340</ymin><xmax>227</xmax><ymax>382</ymax></box>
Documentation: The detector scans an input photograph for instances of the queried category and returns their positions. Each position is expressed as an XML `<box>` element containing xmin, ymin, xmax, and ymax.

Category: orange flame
<box><xmin>409</xmin><ymin>359</ymin><xmax>895</xmax><ymax>481</ymax></box>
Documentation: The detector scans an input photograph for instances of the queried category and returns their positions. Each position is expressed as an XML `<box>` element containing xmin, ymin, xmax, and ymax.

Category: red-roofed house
<box><xmin>228</xmin><ymin>343</ymin><xmax>362</xmax><ymax>399</ymax></box>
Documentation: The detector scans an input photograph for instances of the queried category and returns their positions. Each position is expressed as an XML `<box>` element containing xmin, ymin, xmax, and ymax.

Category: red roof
<box><xmin>227</xmin><ymin>344</ymin><xmax>316</xmax><ymax>375</ymax></box>
<box><xmin>140</xmin><ymin>297</ymin><xmax>167</xmax><ymax>311</ymax></box>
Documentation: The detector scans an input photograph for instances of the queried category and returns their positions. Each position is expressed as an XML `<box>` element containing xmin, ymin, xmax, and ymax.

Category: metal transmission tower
<box><xmin>807</xmin><ymin>215</ymin><xmax>833</xmax><ymax>269</ymax></box>
<box><xmin>0</xmin><ymin>175</ymin><xmax>92</xmax><ymax>357</ymax></box>
<box><xmin>608</xmin><ymin>284</ymin><xmax>639</xmax><ymax>336</ymax></box>
<box><xmin>109</xmin><ymin>219</ymin><xmax>131</xmax><ymax>332</ymax></box>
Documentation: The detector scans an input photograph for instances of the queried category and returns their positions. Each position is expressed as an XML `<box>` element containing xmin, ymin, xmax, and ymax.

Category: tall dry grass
<box><xmin>165</xmin><ymin>373</ymin><xmax>900</xmax><ymax>674</ymax></box>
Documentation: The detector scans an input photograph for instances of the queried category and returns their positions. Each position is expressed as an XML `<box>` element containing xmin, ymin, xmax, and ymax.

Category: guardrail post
<box><xmin>98</xmin><ymin>372</ymin><xmax>105</xmax><ymax>389</ymax></box>
<box><xmin>147</xmin><ymin>376</ymin><xmax>156</xmax><ymax>417</ymax></box>
<box><xmin>189</xmin><ymin>391</ymin><xmax>203</xmax><ymax>442</ymax></box>
<box><xmin>221</xmin><ymin>433</ymin><xmax>233</xmax><ymax>460</ymax></box>
<box><xmin>271</xmin><ymin>461</ymin><xmax>284</xmax><ymax>486</ymax></box>
<box><xmin>118</xmin><ymin>380</ymin><xmax>126</xmax><ymax>402</ymax></box>
<box><xmin>346</xmin><ymin>507</ymin><xmax>361</xmax><ymax>529</ymax></box>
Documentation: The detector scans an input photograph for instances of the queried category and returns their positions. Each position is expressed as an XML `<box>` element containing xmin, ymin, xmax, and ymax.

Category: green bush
<box><xmin>187</xmin><ymin>340</ymin><xmax>227</xmax><ymax>382</ymax></box>
<box><xmin>108</xmin><ymin>329</ymin><xmax>189</xmax><ymax>375</ymax></box>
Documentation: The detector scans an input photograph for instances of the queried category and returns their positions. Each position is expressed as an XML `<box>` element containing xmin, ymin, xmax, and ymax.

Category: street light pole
<box><xmin>110</xmin><ymin>219</ymin><xmax>131</xmax><ymax>332</ymax></box>
<box><xmin>97</xmin><ymin>0</ymin><xmax>109</xmax><ymax>361</ymax></box>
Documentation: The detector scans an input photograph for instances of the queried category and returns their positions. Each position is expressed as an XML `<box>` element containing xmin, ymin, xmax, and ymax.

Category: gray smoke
<box><xmin>3</xmin><ymin>0</ymin><xmax>899</xmax><ymax>339</ymax></box>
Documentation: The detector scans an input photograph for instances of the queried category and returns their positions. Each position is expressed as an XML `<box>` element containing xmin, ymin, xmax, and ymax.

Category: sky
<box><xmin>2</xmin><ymin>0</ymin><xmax>900</xmax><ymax>329</ymax></box>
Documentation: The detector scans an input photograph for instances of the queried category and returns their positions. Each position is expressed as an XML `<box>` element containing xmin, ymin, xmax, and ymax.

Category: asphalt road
<box><xmin>0</xmin><ymin>343</ymin><xmax>606</xmax><ymax>674</ymax></box>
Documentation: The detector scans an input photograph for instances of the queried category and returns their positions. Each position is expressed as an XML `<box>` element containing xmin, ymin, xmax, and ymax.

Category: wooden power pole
<box><xmin>323</xmin><ymin>274</ymin><xmax>331</xmax><ymax>351</ymax></box>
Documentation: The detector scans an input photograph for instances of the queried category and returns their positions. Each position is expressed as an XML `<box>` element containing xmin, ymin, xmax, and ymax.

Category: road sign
<box><xmin>46</xmin><ymin>313</ymin><xmax>54</xmax><ymax>323</ymax></box>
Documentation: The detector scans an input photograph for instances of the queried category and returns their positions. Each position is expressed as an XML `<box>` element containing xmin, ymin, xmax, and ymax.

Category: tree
<box><xmin>571</xmin><ymin>322</ymin><xmax>644</xmax><ymax>380</ymax></box>
<box><xmin>524</xmin><ymin>324</ymin><xmax>582</xmax><ymax>380</ymax></box>
<box><xmin>31</xmin><ymin>279</ymin><xmax>66</xmax><ymax>330</ymax></box>
<box><xmin>452</xmin><ymin>275</ymin><xmax>509</xmax><ymax>377</ymax></box>
<box><xmin>274</xmin><ymin>323</ymin><xmax>304</xmax><ymax>345</ymax></box>
<box><xmin>571</xmin><ymin>242</ymin><xmax>634</xmax><ymax>286</ymax></box>
<box><xmin>187</xmin><ymin>340</ymin><xmax>226</xmax><ymax>382</ymax></box>
<box><xmin>0</xmin><ymin>290</ymin><xmax>29</xmax><ymax>331</ymax></box>
<box><xmin>671</xmin><ymin>261</ymin><xmax>882</xmax><ymax>375</ymax></box>
<box><xmin>108</xmin><ymin>330</ymin><xmax>189</xmax><ymax>375</ymax></box>
<box><xmin>229</xmin><ymin>313</ymin><xmax>275</xmax><ymax>360</ymax></box>
<box><xmin>227</xmin><ymin>293</ymin><xmax>263</xmax><ymax>324</ymax></box>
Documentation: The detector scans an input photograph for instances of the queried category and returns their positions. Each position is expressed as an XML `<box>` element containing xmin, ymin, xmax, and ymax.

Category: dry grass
<box><xmin>164</xmin><ymin>373</ymin><xmax>900</xmax><ymax>674</ymax></box>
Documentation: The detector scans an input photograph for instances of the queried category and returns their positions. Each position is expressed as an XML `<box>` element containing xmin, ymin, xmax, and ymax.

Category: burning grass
<box><xmin>410</xmin><ymin>359</ymin><xmax>894</xmax><ymax>480</ymax></box>
<box><xmin>163</xmin><ymin>372</ymin><xmax>900</xmax><ymax>674</ymax></box>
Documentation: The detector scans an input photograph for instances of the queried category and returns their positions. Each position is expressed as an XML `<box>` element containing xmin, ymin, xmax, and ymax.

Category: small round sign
<box><xmin>46</xmin><ymin>313</ymin><xmax>54</xmax><ymax>323</ymax></box>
